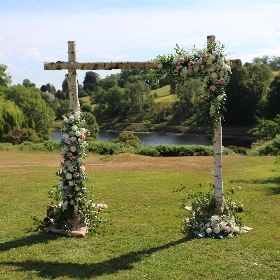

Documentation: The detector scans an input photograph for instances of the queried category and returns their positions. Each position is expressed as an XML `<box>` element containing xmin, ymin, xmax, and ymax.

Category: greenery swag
<box><xmin>152</xmin><ymin>40</ymin><xmax>232</xmax><ymax>124</ymax></box>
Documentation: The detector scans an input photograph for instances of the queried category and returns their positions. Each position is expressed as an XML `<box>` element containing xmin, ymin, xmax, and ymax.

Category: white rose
<box><xmin>75</xmin><ymin>186</ymin><xmax>80</xmax><ymax>191</ymax></box>
<box><xmin>213</xmin><ymin>227</ymin><xmax>221</xmax><ymax>234</ymax></box>
<box><xmin>217</xmin><ymin>95</ymin><xmax>224</xmax><ymax>101</ymax></box>
<box><xmin>74</xmin><ymin>112</ymin><xmax>81</xmax><ymax>120</ymax></box>
<box><xmin>63</xmin><ymin>133</ymin><xmax>69</xmax><ymax>139</ymax></box>
<box><xmin>68</xmin><ymin>166</ymin><xmax>74</xmax><ymax>172</ymax></box>
<box><xmin>206</xmin><ymin>228</ymin><xmax>212</xmax><ymax>234</ymax></box>
<box><xmin>66</xmin><ymin>173</ymin><xmax>72</xmax><ymax>180</ymax></box>
<box><xmin>69</xmin><ymin>180</ymin><xmax>75</xmax><ymax>186</ymax></box>
<box><xmin>70</xmin><ymin>146</ymin><xmax>77</xmax><ymax>152</ymax></box>
<box><xmin>70</xmin><ymin>136</ymin><xmax>77</xmax><ymax>142</ymax></box>
<box><xmin>234</xmin><ymin>226</ymin><xmax>240</xmax><ymax>233</ymax></box>
<box><xmin>71</xmin><ymin>125</ymin><xmax>78</xmax><ymax>131</ymax></box>
<box><xmin>75</xmin><ymin>131</ymin><xmax>81</xmax><ymax>137</ymax></box>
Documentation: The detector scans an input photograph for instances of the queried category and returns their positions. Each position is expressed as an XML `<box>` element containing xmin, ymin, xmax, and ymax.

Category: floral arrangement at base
<box><xmin>182</xmin><ymin>187</ymin><xmax>247</xmax><ymax>239</ymax></box>
<box><xmin>45</xmin><ymin>111</ymin><xmax>107</xmax><ymax>235</ymax></box>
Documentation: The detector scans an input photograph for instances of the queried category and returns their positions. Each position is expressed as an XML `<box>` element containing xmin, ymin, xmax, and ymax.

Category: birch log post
<box><xmin>207</xmin><ymin>35</ymin><xmax>224</xmax><ymax>212</ymax></box>
<box><xmin>67</xmin><ymin>41</ymin><xmax>80</xmax><ymax>115</ymax></box>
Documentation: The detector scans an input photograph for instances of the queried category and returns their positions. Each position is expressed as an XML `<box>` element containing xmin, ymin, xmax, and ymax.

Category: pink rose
<box><xmin>210</xmin><ymin>85</ymin><xmax>217</xmax><ymax>91</ymax></box>
<box><xmin>80</xmin><ymin>134</ymin><xmax>86</xmax><ymax>140</ymax></box>
<box><xmin>215</xmin><ymin>79</ymin><xmax>220</xmax><ymax>84</ymax></box>
<box><xmin>65</xmin><ymin>160</ymin><xmax>71</xmax><ymax>167</ymax></box>
<box><xmin>73</xmin><ymin>172</ymin><xmax>79</xmax><ymax>178</ymax></box>
<box><xmin>80</xmin><ymin>165</ymin><xmax>86</xmax><ymax>172</ymax></box>
<box><xmin>212</xmin><ymin>51</ymin><xmax>218</xmax><ymax>56</ymax></box>
<box><xmin>65</xmin><ymin>138</ymin><xmax>71</xmax><ymax>144</ymax></box>
<box><xmin>175</xmin><ymin>65</ymin><xmax>182</xmax><ymax>71</ymax></box>
<box><xmin>197</xmin><ymin>59</ymin><xmax>203</xmax><ymax>65</ymax></box>
<box><xmin>219</xmin><ymin>78</ymin><xmax>225</xmax><ymax>84</ymax></box>
<box><xmin>179</xmin><ymin>58</ymin><xmax>185</xmax><ymax>64</ymax></box>
<box><xmin>69</xmin><ymin>115</ymin><xmax>74</xmax><ymax>120</ymax></box>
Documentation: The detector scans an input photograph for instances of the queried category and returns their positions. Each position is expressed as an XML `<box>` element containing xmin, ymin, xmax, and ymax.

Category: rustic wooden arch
<box><xmin>44</xmin><ymin>35</ymin><xmax>241</xmax><ymax>234</ymax></box>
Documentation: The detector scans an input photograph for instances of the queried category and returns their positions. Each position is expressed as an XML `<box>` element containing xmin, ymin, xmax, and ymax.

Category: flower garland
<box><xmin>58</xmin><ymin>111</ymin><xmax>89</xmax><ymax>214</ymax></box>
<box><xmin>153</xmin><ymin>40</ymin><xmax>232</xmax><ymax>124</ymax></box>
<box><xmin>48</xmin><ymin>111</ymin><xmax>107</xmax><ymax>233</ymax></box>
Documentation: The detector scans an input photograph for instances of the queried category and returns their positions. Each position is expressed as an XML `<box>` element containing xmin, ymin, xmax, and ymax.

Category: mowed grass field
<box><xmin>0</xmin><ymin>150</ymin><xmax>280</xmax><ymax>279</ymax></box>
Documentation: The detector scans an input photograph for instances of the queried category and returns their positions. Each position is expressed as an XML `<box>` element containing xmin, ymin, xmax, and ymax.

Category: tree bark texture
<box><xmin>44</xmin><ymin>61</ymin><xmax>162</xmax><ymax>71</ymax></box>
<box><xmin>213</xmin><ymin>118</ymin><xmax>224</xmax><ymax>208</ymax></box>
<box><xmin>207</xmin><ymin>35</ymin><xmax>224</xmax><ymax>208</ymax></box>
<box><xmin>67</xmin><ymin>41</ymin><xmax>80</xmax><ymax>115</ymax></box>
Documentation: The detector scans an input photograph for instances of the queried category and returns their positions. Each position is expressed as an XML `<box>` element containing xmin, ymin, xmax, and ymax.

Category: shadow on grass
<box><xmin>0</xmin><ymin>232</ymin><xmax>59</xmax><ymax>252</ymax></box>
<box><xmin>233</xmin><ymin>177</ymin><xmax>280</xmax><ymax>195</ymax></box>
<box><xmin>1</xmin><ymin>236</ymin><xmax>191</xmax><ymax>279</ymax></box>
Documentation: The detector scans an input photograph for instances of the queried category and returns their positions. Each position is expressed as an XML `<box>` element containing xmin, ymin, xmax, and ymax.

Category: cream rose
<box><xmin>211</xmin><ymin>72</ymin><xmax>218</xmax><ymax>79</ymax></box>
<box><xmin>70</xmin><ymin>146</ymin><xmax>77</xmax><ymax>152</ymax></box>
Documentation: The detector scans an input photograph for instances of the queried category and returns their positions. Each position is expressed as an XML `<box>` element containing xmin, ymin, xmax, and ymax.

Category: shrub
<box><xmin>81</xmin><ymin>103</ymin><xmax>92</xmax><ymax>113</ymax></box>
<box><xmin>87</xmin><ymin>141</ymin><xmax>124</xmax><ymax>155</ymax></box>
<box><xmin>247</xmin><ymin>135</ymin><xmax>280</xmax><ymax>156</ymax></box>
<box><xmin>3</xmin><ymin>127</ymin><xmax>40</xmax><ymax>144</ymax></box>
<box><xmin>110</xmin><ymin>132</ymin><xmax>143</xmax><ymax>148</ymax></box>
<box><xmin>135</xmin><ymin>146</ymin><xmax>160</xmax><ymax>157</ymax></box>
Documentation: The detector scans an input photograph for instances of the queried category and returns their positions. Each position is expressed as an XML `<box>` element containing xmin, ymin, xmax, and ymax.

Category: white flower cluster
<box><xmin>189</xmin><ymin>214</ymin><xmax>246</xmax><ymax>239</ymax></box>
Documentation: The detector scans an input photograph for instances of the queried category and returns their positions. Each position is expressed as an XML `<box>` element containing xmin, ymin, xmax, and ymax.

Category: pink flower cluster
<box><xmin>214</xmin><ymin>78</ymin><xmax>225</xmax><ymax>84</ymax></box>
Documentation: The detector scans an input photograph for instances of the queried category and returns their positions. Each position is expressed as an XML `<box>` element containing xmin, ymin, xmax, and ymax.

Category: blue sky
<box><xmin>1</xmin><ymin>0</ymin><xmax>280</xmax><ymax>90</ymax></box>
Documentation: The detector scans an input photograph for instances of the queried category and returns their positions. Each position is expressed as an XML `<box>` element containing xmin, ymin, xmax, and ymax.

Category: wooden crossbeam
<box><xmin>44</xmin><ymin>59</ymin><xmax>242</xmax><ymax>71</ymax></box>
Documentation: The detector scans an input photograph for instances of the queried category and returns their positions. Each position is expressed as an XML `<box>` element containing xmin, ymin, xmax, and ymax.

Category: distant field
<box><xmin>151</xmin><ymin>85</ymin><xmax>178</xmax><ymax>103</ymax></box>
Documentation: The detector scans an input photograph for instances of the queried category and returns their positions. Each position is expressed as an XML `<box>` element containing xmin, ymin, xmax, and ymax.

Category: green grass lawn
<box><xmin>151</xmin><ymin>85</ymin><xmax>178</xmax><ymax>104</ymax></box>
<box><xmin>0</xmin><ymin>151</ymin><xmax>279</xmax><ymax>279</ymax></box>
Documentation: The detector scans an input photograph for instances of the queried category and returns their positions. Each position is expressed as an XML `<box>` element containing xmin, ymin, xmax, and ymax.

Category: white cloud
<box><xmin>1</xmin><ymin>1</ymin><xmax>280</xmax><ymax>90</ymax></box>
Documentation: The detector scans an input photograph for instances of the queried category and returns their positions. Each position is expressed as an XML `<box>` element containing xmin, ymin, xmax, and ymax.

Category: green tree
<box><xmin>173</xmin><ymin>79</ymin><xmax>204</xmax><ymax>121</ymax></box>
<box><xmin>62</xmin><ymin>78</ymin><xmax>69</xmax><ymax>95</ymax></box>
<box><xmin>3</xmin><ymin>85</ymin><xmax>55</xmax><ymax>139</ymax></box>
<box><xmin>41</xmin><ymin>83</ymin><xmax>56</xmax><ymax>95</ymax></box>
<box><xmin>266</xmin><ymin>75</ymin><xmax>280</xmax><ymax>118</ymax></box>
<box><xmin>99</xmin><ymin>74</ymin><xmax>119</xmax><ymax>91</ymax></box>
<box><xmin>247</xmin><ymin>64</ymin><xmax>273</xmax><ymax>98</ymax></box>
<box><xmin>22</xmin><ymin>79</ymin><xmax>36</xmax><ymax>88</ymax></box>
<box><xmin>51</xmin><ymin>98</ymin><xmax>70</xmax><ymax>120</ymax></box>
<box><xmin>106</xmin><ymin>86</ymin><xmax>125</xmax><ymax>117</ymax></box>
<box><xmin>0</xmin><ymin>64</ymin><xmax>12</xmax><ymax>86</ymax></box>
<box><xmin>124</xmin><ymin>80</ymin><xmax>151</xmax><ymax>114</ymax></box>
<box><xmin>224</xmin><ymin>67</ymin><xmax>254</xmax><ymax>125</ymax></box>
<box><xmin>0</xmin><ymin>96</ymin><xmax>26</xmax><ymax>141</ymax></box>
<box><xmin>83</xmin><ymin>113</ymin><xmax>99</xmax><ymax>140</ymax></box>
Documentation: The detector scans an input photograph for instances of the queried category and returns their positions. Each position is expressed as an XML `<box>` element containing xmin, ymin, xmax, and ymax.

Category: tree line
<box><xmin>0</xmin><ymin>53</ymin><xmax>280</xmax><ymax>144</ymax></box>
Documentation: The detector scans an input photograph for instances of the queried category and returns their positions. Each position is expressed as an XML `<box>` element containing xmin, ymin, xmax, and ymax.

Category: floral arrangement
<box><xmin>182</xmin><ymin>187</ymin><xmax>247</xmax><ymax>239</ymax></box>
<box><xmin>152</xmin><ymin>40</ymin><xmax>232</xmax><ymax>124</ymax></box>
<box><xmin>47</xmin><ymin>111</ymin><xmax>107</xmax><ymax>233</ymax></box>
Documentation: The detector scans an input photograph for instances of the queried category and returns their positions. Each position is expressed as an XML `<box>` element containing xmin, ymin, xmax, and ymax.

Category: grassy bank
<box><xmin>0</xmin><ymin>151</ymin><xmax>279</xmax><ymax>279</ymax></box>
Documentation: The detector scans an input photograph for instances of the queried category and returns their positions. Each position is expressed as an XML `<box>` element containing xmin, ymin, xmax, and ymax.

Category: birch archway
<box><xmin>44</xmin><ymin>35</ymin><xmax>241</xmax><ymax>235</ymax></box>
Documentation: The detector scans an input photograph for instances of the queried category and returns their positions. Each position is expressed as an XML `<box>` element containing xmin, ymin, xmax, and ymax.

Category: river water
<box><xmin>52</xmin><ymin>130</ymin><xmax>253</xmax><ymax>147</ymax></box>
